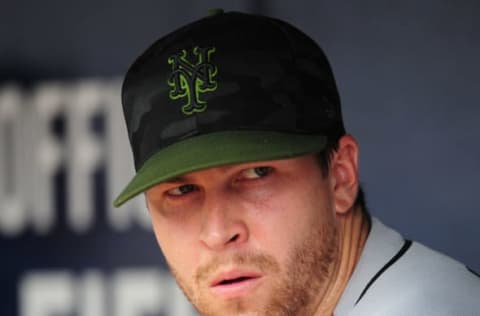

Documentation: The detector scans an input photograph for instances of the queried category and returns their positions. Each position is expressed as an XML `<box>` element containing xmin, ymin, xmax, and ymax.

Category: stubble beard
<box><xmin>169</xmin><ymin>222</ymin><xmax>338</xmax><ymax>316</ymax></box>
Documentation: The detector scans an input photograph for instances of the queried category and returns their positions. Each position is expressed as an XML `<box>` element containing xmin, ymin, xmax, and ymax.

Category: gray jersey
<box><xmin>335</xmin><ymin>218</ymin><xmax>480</xmax><ymax>316</ymax></box>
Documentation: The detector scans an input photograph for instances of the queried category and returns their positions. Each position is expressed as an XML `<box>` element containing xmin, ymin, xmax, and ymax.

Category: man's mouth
<box><xmin>210</xmin><ymin>271</ymin><xmax>263</xmax><ymax>299</ymax></box>
<box><xmin>217</xmin><ymin>276</ymin><xmax>253</xmax><ymax>285</ymax></box>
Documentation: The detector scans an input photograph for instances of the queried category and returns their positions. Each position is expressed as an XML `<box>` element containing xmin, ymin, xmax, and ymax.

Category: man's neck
<box><xmin>314</xmin><ymin>207</ymin><xmax>371</xmax><ymax>316</ymax></box>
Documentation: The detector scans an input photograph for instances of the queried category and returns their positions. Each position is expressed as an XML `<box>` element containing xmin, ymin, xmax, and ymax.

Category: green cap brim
<box><xmin>113</xmin><ymin>130</ymin><xmax>327</xmax><ymax>207</ymax></box>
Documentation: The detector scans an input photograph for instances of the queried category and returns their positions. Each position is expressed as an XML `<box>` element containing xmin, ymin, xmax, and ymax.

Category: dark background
<box><xmin>1</xmin><ymin>0</ymin><xmax>479</xmax><ymax>315</ymax></box>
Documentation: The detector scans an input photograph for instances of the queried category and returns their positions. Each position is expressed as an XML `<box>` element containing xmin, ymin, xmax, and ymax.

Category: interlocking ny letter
<box><xmin>167</xmin><ymin>47</ymin><xmax>217</xmax><ymax>115</ymax></box>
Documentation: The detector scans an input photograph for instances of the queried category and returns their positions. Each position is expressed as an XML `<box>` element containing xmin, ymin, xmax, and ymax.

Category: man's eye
<box><xmin>166</xmin><ymin>184</ymin><xmax>198</xmax><ymax>196</ymax></box>
<box><xmin>241</xmin><ymin>166</ymin><xmax>273</xmax><ymax>179</ymax></box>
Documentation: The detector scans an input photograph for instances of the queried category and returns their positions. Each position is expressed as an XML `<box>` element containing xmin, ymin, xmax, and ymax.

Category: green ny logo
<box><xmin>167</xmin><ymin>47</ymin><xmax>218</xmax><ymax>115</ymax></box>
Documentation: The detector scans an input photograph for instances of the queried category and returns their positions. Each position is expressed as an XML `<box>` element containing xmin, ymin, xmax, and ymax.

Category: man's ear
<box><xmin>329</xmin><ymin>135</ymin><xmax>360</xmax><ymax>215</ymax></box>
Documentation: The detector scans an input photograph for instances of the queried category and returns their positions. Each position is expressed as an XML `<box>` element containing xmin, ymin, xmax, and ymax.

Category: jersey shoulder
<box><xmin>354</xmin><ymin>241</ymin><xmax>480</xmax><ymax>316</ymax></box>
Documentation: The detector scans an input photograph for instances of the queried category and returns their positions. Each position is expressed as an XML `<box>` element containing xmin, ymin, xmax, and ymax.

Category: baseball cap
<box><xmin>113</xmin><ymin>10</ymin><xmax>345</xmax><ymax>207</ymax></box>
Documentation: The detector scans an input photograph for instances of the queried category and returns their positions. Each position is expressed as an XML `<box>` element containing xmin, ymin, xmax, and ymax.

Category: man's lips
<box><xmin>209</xmin><ymin>270</ymin><xmax>263</xmax><ymax>299</ymax></box>
<box><xmin>210</xmin><ymin>270</ymin><xmax>262</xmax><ymax>287</ymax></box>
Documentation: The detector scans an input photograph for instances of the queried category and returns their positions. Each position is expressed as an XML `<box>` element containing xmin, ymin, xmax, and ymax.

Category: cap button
<box><xmin>208</xmin><ymin>8</ymin><xmax>224</xmax><ymax>16</ymax></box>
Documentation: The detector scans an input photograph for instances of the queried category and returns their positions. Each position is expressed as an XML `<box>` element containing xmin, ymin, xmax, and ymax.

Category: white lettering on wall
<box><xmin>31</xmin><ymin>83</ymin><xmax>66</xmax><ymax>234</ymax></box>
<box><xmin>78</xmin><ymin>270</ymin><xmax>106</xmax><ymax>316</ymax></box>
<box><xmin>0</xmin><ymin>86</ymin><xmax>28</xmax><ymax>235</ymax></box>
<box><xmin>0</xmin><ymin>80</ymin><xmax>152</xmax><ymax>235</ymax></box>
<box><xmin>66</xmin><ymin>82</ymin><xmax>104</xmax><ymax>233</ymax></box>
<box><xmin>19</xmin><ymin>269</ymin><xmax>196</xmax><ymax>316</ymax></box>
<box><xmin>19</xmin><ymin>271</ymin><xmax>75</xmax><ymax>316</ymax></box>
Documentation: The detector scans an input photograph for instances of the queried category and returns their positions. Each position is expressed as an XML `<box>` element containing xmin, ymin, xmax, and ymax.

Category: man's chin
<box><xmin>191</xmin><ymin>285</ymin><xmax>271</xmax><ymax>316</ymax></box>
<box><xmin>194</xmin><ymin>297</ymin><xmax>265</xmax><ymax>316</ymax></box>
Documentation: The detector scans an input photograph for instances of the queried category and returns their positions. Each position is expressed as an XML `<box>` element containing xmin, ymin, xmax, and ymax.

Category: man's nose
<box><xmin>199</xmin><ymin>190</ymin><xmax>249</xmax><ymax>250</ymax></box>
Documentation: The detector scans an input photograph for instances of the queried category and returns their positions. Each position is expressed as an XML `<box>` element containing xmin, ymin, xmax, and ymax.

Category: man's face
<box><xmin>146</xmin><ymin>154</ymin><xmax>341</xmax><ymax>315</ymax></box>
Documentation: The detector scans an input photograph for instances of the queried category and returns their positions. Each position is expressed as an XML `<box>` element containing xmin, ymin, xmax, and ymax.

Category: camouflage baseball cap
<box><xmin>113</xmin><ymin>10</ymin><xmax>345</xmax><ymax>207</ymax></box>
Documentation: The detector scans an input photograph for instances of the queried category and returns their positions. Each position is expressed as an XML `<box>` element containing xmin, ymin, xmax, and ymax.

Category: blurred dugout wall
<box><xmin>0</xmin><ymin>81</ymin><xmax>195</xmax><ymax>316</ymax></box>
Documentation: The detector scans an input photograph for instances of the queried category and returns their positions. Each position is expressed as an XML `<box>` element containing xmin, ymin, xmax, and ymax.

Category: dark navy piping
<box><xmin>355</xmin><ymin>239</ymin><xmax>413</xmax><ymax>305</ymax></box>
